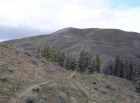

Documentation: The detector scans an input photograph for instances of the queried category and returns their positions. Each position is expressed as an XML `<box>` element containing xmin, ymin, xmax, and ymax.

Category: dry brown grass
<box><xmin>0</xmin><ymin>44</ymin><xmax>71</xmax><ymax>103</ymax></box>
<box><xmin>34</xmin><ymin>73</ymin><xmax>140</xmax><ymax>103</ymax></box>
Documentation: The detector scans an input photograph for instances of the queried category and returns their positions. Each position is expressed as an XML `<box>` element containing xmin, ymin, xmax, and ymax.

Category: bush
<box><xmin>20</xmin><ymin>92</ymin><xmax>37</xmax><ymax>103</ymax></box>
<box><xmin>48</xmin><ymin>82</ymin><xmax>57</xmax><ymax>90</ymax></box>
<box><xmin>57</xmin><ymin>92</ymin><xmax>67</xmax><ymax>101</ymax></box>
<box><xmin>105</xmin><ymin>84</ymin><xmax>112</xmax><ymax>89</ymax></box>
<box><xmin>39</xmin><ymin>95</ymin><xmax>48</xmax><ymax>103</ymax></box>
<box><xmin>70</xmin><ymin>96</ymin><xmax>77</xmax><ymax>103</ymax></box>
<box><xmin>31</xmin><ymin>60</ymin><xmax>38</xmax><ymax>66</ymax></box>
<box><xmin>7</xmin><ymin>67</ymin><xmax>16</xmax><ymax>73</ymax></box>
<box><xmin>0</xmin><ymin>74</ymin><xmax>9</xmax><ymax>82</ymax></box>
<box><xmin>32</xmin><ymin>86</ymin><xmax>41</xmax><ymax>92</ymax></box>
<box><xmin>105</xmin><ymin>84</ymin><xmax>116</xmax><ymax>91</ymax></box>
<box><xmin>70</xmin><ymin>84</ymin><xmax>77</xmax><ymax>91</ymax></box>
<box><xmin>100</xmin><ymin>88</ymin><xmax>107</xmax><ymax>94</ymax></box>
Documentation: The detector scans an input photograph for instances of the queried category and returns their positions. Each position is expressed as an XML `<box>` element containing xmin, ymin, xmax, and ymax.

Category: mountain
<box><xmin>2</xmin><ymin>27</ymin><xmax>140</xmax><ymax>66</ymax></box>
<box><xmin>1</xmin><ymin>27</ymin><xmax>140</xmax><ymax>103</ymax></box>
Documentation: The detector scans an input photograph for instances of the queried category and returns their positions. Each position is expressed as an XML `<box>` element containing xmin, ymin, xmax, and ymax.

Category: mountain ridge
<box><xmin>2</xmin><ymin>27</ymin><xmax>140</xmax><ymax>66</ymax></box>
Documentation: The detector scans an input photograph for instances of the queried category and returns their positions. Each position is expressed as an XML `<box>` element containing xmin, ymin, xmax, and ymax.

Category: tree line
<box><xmin>37</xmin><ymin>45</ymin><xmax>101</xmax><ymax>74</ymax></box>
<box><xmin>103</xmin><ymin>55</ymin><xmax>140</xmax><ymax>81</ymax></box>
<box><xmin>103</xmin><ymin>55</ymin><xmax>140</xmax><ymax>93</ymax></box>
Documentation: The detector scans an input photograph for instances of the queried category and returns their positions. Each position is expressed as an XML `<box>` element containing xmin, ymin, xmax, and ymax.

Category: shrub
<box><xmin>57</xmin><ymin>92</ymin><xmax>67</xmax><ymax>101</ymax></box>
<box><xmin>39</xmin><ymin>100</ymin><xmax>46</xmax><ymax>103</ymax></box>
<box><xmin>105</xmin><ymin>84</ymin><xmax>116</xmax><ymax>91</ymax></box>
<box><xmin>105</xmin><ymin>84</ymin><xmax>112</xmax><ymax>89</ymax></box>
<box><xmin>70</xmin><ymin>84</ymin><xmax>77</xmax><ymax>91</ymax></box>
<box><xmin>48</xmin><ymin>82</ymin><xmax>57</xmax><ymax>90</ymax></box>
<box><xmin>39</xmin><ymin>95</ymin><xmax>48</xmax><ymax>103</ymax></box>
<box><xmin>32</xmin><ymin>86</ymin><xmax>41</xmax><ymax>92</ymax></box>
<box><xmin>20</xmin><ymin>92</ymin><xmax>37</xmax><ymax>103</ymax></box>
<box><xmin>100</xmin><ymin>88</ymin><xmax>107</xmax><ymax>94</ymax></box>
<box><xmin>0</xmin><ymin>74</ymin><xmax>9</xmax><ymax>82</ymax></box>
<box><xmin>31</xmin><ymin>60</ymin><xmax>38</xmax><ymax>66</ymax></box>
<box><xmin>7</xmin><ymin>67</ymin><xmax>16</xmax><ymax>73</ymax></box>
<box><xmin>70</xmin><ymin>96</ymin><xmax>77</xmax><ymax>103</ymax></box>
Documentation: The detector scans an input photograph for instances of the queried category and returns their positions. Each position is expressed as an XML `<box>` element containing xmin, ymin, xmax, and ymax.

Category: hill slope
<box><xmin>0</xmin><ymin>44</ymin><xmax>71</xmax><ymax>103</ymax></box>
<box><xmin>16</xmin><ymin>73</ymin><xmax>140</xmax><ymax>103</ymax></box>
<box><xmin>2</xmin><ymin>27</ymin><xmax>140</xmax><ymax>65</ymax></box>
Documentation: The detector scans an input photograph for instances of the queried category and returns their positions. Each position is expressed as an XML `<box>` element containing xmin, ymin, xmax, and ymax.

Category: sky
<box><xmin>0</xmin><ymin>0</ymin><xmax>140</xmax><ymax>41</ymax></box>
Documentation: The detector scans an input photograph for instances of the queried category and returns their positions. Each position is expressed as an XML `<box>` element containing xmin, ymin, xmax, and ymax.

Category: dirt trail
<box><xmin>17</xmin><ymin>72</ymin><xmax>76</xmax><ymax>99</ymax></box>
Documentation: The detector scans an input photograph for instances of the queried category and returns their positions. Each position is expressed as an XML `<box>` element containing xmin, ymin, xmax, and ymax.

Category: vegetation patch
<box><xmin>19</xmin><ymin>92</ymin><xmax>38</xmax><ymax>103</ymax></box>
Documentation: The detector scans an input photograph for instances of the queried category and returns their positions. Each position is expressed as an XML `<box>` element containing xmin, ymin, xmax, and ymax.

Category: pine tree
<box><xmin>86</xmin><ymin>52</ymin><xmax>93</xmax><ymax>69</ymax></box>
<box><xmin>59</xmin><ymin>52</ymin><xmax>65</xmax><ymax>67</ymax></box>
<box><xmin>49</xmin><ymin>47</ymin><xmax>55</xmax><ymax>61</ymax></box>
<box><xmin>70</xmin><ymin>55</ymin><xmax>76</xmax><ymax>71</ymax></box>
<box><xmin>78</xmin><ymin>50</ymin><xmax>86</xmax><ymax>73</ymax></box>
<box><xmin>55</xmin><ymin>49</ymin><xmax>61</xmax><ymax>63</ymax></box>
<box><xmin>37</xmin><ymin>46</ymin><xmax>41</xmax><ymax>54</ymax></box>
<box><xmin>124</xmin><ymin>60</ymin><xmax>129</xmax><ymax>79</ymax></box>
<box><xmin>129</xmin><ymin>62</ymin><xmax>134</xmax><ymax>80</ymax></box>
<box><xmin>63</xmin><ymin>55</ymin><xmax>68</xmax><ymax>69</ymax></box>
<box><xmin>114</xmin><ymin>55</ymin><xmax>120</xmax><ymax>76</ymax></box>
<box><xmin>135</xmin><ymin>72</ymin><xmax>140</xmax><ymax>93</ymax></box>
<box><xmin>119</xmin><ymin>60</ymin><xmax>124</xmax><ymax>78</ymax></box>
<box><xmin>41</xmin><ymin>45</ymin><xmax>48</xmax><ymax>58</ymax></box>
<box><xmin>96</xmin><ymin>54</ymin><xmax>101</xmax><ymax>73</ymax></box>
<box><xmin>107</xmin><ymin>60</ymin><xmax>114</xmax><ymax>75</ymax></box>
<box><xmin>88</xmin><ymin>59</ymin><xmax>95</xmax><ymax>74</ymax></box>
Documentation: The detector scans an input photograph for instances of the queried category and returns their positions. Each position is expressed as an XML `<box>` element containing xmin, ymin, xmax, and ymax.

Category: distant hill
<box><xmin>2</xmin><ymin>27</ymin><xmax>140</xmax><ymax>66</ymax></box>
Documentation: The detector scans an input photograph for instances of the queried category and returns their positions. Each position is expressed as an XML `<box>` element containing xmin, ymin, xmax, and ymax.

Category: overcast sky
<box><xmin>0</xmin><ymin>0</ymin><xmax>140</xmax><ymax>41</ymax></box>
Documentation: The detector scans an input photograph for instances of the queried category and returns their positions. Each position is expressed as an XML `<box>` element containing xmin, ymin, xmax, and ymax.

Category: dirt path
<box><xmin>17</xmin><ymin>72</ymin><xmax>76</xmax><ymax>99</ymax></box>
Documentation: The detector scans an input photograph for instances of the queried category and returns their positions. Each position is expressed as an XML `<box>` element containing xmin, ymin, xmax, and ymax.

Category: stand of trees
<box><xmin>102</xmin><ymin>55</ymin><xmax>138</xmax><ymax>81</ymax></box>
<box><xmin>37</xmin><ymin>45</ymin><xmax>101</xmax><ymax>74</ymax></box>
<box><xmin>102</xmin><ymin>55</ymin><xmax>140</xmax><ymax>93</ymax></box>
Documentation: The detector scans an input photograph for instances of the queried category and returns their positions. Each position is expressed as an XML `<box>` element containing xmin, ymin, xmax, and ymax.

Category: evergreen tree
<box><xmin>55</xmin><ymin>49</ymin><xmax>61</xmax><ymax>62</ymax></box>
<box><xmin>41</xmin><ymin>45</ymin><xmax>48</xmax><ymax>58</ymax></box>
<box><xmin>124</xmin><ymin>60</ymin><xmax>129</xmax><ymax>79</ymax></box>
<box><xmin>129</xmin><ymin>62</ymin><xmax>134</xmax><ymax>80</ymax></box>
<box><xmin>88</xmin><ymin>59</ymin><xmax>95</xmax><ymax>74</ymax></box>
<box><xmin>107</xmin><ymin>60</ymin><xmax>114</xmax><ymax>75</ymax></box>
<box><xmin>78</xmin><ymin>50</ymin><xmax>86</xmax><ymax>73</ymax></box>
<box><xmin>96</xmin><ymin>54</ymin><xmax>101</xmax><ymax>73</ymax></box>
<box><xmin>85</xmin><ymin>52</ymin><xmax>93</xmax><ymax>69</ymax></box>
<box><xmin>59</xmin><ymin>52</ymin><xmax>65</xmax><ymax>67</ymax></box>
<box><xmin>37</xmin><ymin>46</ymin><xmax>41</xmax><ymax>54</ymax></box>
<box><xmin>135</xmin><ymin>72</ymin><xmax>140</xmax><ymax>93</ymax></box>
<box><xmin>70</xmin><ymin>56</ymin><xmax>76</xmax><ymax>71</ymax></box>
<box><xmin>119</xmin><ymin>60</ymin><xmax>124</xmax><ymax>78</ymax></box>
<box><xmin>49</xmin><ymin>47</ymin><xmax>55</xmax><ymax>61</ymax></box>
<box><xmin>114</xmin><ymin>55</ymin><xmax>120</xmax><ymax>76</ymax></box>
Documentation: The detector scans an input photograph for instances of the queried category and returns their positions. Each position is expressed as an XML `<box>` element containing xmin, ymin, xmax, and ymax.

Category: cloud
<box><xmin>0</xmin><ymin>25</ymin><xmax>46</xmax><ymax>40</ymax></box>
<box><xmin>0</xmin><ymin>0</ymin><xmax>140</xmax><ymax>40</ymax></box>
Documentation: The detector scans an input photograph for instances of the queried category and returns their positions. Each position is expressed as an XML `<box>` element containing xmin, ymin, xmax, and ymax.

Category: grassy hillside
<box><xmin>16</xmin><ymin>73</ymin><xmax>140</xmax><ymax>103</ymax></box>
<box><xmin>0</xmin><ymin>44</ymin><xmax>71</xmax><ymax>103</ymax></box>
